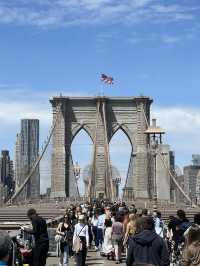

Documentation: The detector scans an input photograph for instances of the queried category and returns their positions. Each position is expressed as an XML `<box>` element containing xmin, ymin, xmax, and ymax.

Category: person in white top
<box><xmin>96</xmin><ymin>209</ymin><xmax>106</xmax><ymax>250</ymax></box>
<box><xmin>91</xmin><ymin>212</ymin><xmax>99</xmax><ymax>250</ymax></box>
<box><xmin>73</xmin><ymin>215</ymin><xmax>89</xmax><ymax>266</ymax></box>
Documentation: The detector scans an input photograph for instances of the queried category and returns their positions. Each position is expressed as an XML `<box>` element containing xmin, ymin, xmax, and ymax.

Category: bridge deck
<box><xmin>47</xmin><ymin>250</ymin><xmax>126</xmax><ymax>266</ymax></box>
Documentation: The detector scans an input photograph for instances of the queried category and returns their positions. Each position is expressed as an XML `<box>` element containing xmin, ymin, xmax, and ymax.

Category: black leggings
<box><xmin>76</xmin><ymin>236</ymin><xmax>87</xmax><ymax>266</ymax></box>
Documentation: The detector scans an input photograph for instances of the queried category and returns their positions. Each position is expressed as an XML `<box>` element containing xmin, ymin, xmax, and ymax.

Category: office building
<box><xmin>18</xmin><ymin>119</ymin><xmax>40</xmax><ymax>200</ymax></box>
<box><xmin>0</xmin><ymin>150</ymin><xmax>14</xmax><ymax>200</ymax></box>
<box><xmin>184</xmin><ymin>154</ymin><xmax>200</xmax><ymax>202</ymax></box>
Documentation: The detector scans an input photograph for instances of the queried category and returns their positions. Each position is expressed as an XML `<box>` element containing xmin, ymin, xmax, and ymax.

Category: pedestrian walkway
<box><xmin>47</xmin><ymin>250</ymin><xmax>126</xmax><ymax>266</ymax></box>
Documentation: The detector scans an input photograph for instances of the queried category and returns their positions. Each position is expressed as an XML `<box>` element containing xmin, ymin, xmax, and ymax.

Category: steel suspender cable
<box><xmin>87</xmin><ymin>100</ymin><xmax>100</xmax><ymax>199</ymax></box>
<box><xmin>102</xmin><ymin>101</ymin><xmax>114</xmax><ymax>201</ymax></box>
<box><xmin>141</xmin><ymin>105</ymin><xmax>193</xmax><ymax>205</ymax></box>
<box><xmin>11</xmin><ymin>103</ymin><xmax>63</xmax><ymax>202</ymax></box>
<box><xmin>157</xmin><ymin>151</ymin><xmax>193</xmax><ymax>205</ymax></box>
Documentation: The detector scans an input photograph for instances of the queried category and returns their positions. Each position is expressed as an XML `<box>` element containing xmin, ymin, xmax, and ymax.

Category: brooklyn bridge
<box><xmin>8</xmin><ymin>95</ymin><xmax>191</xmax><ymax>206</ymax></box>
<box><xmin>0</xmin><ymin>96</ymin><xmax>199</xmax><ymax>265</ymax></box>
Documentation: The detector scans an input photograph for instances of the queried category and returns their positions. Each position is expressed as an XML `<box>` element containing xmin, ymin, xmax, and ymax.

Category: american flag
<box><xmin>101</xmin><ymin>74</ymin><xmax>114</xmax><ymax>85</ymax></box>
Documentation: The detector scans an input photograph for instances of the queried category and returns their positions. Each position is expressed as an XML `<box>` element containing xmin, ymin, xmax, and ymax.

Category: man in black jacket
<box><xmin>23</xmin><ymin>208</ymin><xmax>49</xmax><ymax>266</ymax></box>
<box><xmin>126</xmin><ymin>216</ymin><xmax>169</xmax><ymax>266</ymax></box>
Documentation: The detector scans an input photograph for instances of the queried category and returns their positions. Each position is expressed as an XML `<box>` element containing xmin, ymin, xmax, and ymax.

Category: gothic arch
<box><xmin>71</xmin><ymin>124</ymin><xmax>94</xmax><ymax>144</ymax></box>
<box><xmin>110</xmin><ymin>124</ymin><xmax>135</xmax><ymax>149</ymax></box>
<box><xmin>50</xmin><ymin>96</ymin><xmax>152</xmax><ymax>200</ymax></box>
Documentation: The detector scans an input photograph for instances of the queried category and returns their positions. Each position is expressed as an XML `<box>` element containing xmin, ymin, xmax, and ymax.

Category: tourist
<box><xmin>73</xmin><ymin>214</ymin><xmax>89</xmax><ymax>266</ymax></box>
<box><xmin>181</xmin><ymin>224</ymin><xmax>200</xmax><ymax>266</ymax></box>
<box><xmin>123</xmin><ymin>210</ymin><xmax>130</xmax><ymax>236</ymax></box>
<box><xmin>129</xmin><ymin>204</ymin><xmax>137</xmax><ymax>215</ymax></box>
<box><xmin>75</xmin><ymin>206</ymin><xmax>82</xmax><ymax>221</ymax></box>
<box><xmin>96</xmin><ymin>208</ymin><xmax>106</xmax><ymax>250</ymax></box>
<box><xmin>0</xmin><ymin>231</ymin><xmax>12</xmax><ymax>266</ymax></box>
<box><xmin>102</xmin><ymin>219</ymin><xmax>114</xmax><ymax>259</ymax></box>
<box><xmin>123</xmin><ymin>213</ymin><xmax>137</xmax><ymax>248</ymax></box>
<box><xmin>141</xmin><ymin>209</ymin><xmax>148</xmax><ymax>217</ymax></box>
<box><xmin>184</xmin><ymin>212</ymin><xmax>200</xmax><ymax>238</ymax></box>
<box><xmin>56</xmin><ymin>214</ymin><xmax>73</xmax><ymax>266</ymax></box>
<box><xmin>126</xmin><ymin>216</ymin><xmax>169</xmax><ymax>266</ymax></box>
<box><xmin>153</xmin><ymin>211</ymin><xmax>165</xmax><ymax>238</ymax></box>
<box><xmin>168</xmin><ymin>209</ymin><xmax>190</xmax><ymax>250</ymax></box>
<box><xmin>112</xmin><ymin>214</ymin><xmax>124</xmax><ymax>264</ymax></box>
<box><xmin>91</xmin><ymin>211</ymin><xmax>99</xmax><ymax>250</ymax></box>
<box><xmin>23</xmin><ymin>208</ymin><xmax>49</xmax><ymax>266</ymax></box>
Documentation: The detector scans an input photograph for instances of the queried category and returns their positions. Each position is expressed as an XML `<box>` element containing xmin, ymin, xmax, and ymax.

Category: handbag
<box><xmin>55</xmin><ymin>234</ymin><xmax>63</xmax><ymax>243</ymax></box>
<box><xmin>72</xmin><ymin>225</ymin><xmax>86</xmax><ymax>253</ymax></box>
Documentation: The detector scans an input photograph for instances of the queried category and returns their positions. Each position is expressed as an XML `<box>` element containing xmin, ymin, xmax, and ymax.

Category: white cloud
<box><xmin>152</xmin><ymin>106</ymin><xmax>200</xmax><ymax>167</ymax></box>
<box><xmin>161</xmin><ymin>35</ymin><xmax>181</xmax><ymax>44</ymax></box>
<box><xmin>0</xmin><ymin>87</ymin><xmax>87</xmax><ymax>192</ymax></box>
<box><xmin>153</xmin><ymin>106</ymin><xmax>200</xmax><ymax>134</ymax></box>
<box><xmin>1</xmin><ymin>88</ymin><xmax>200</xmax><ymax>191</ymax></box>
<box><xmin>0</xmin><ymin>0</ymin><xmax>198</xmax><ymax>28</ymax></box>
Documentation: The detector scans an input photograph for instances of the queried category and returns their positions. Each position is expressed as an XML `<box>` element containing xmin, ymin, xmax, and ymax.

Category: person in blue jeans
<box><xmin>57</xmin><ymin>215</ymin><xmax>73</xmax><ymax>266</ymax></box>
<box><xmin>91</xmin><ymin>212</ymin><xmax>99</xmax><ymax>250</ymax></box>
<box><xmin>96</xmin><ymin>209</ymin><xmax>106</xmax><ymax>250</ymax></box>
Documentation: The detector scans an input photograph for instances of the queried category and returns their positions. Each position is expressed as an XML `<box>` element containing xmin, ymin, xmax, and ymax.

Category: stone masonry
<box><xmin>50</xmin><ymin>96</ymin><xmax>153</xmax><ymax>200</ymax></box>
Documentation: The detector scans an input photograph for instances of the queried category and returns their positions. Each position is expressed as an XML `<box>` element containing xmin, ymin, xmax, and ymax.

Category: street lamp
<box><xmin>113</xmin><ymin>177</ymin><xmax>121</xmax><ymax>199</ymax></box>
<box><xmin>145</xmin><ymin>119</ymin><xmax>165</xmax><ymax>211</ymax></box>
<box><xmin>74</xmin><ymin>161</ymin><xmax>81</xmax><ymax>180</ymax></box>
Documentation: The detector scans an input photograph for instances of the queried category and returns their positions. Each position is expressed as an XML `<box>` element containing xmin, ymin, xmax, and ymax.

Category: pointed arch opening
<box><xmin>71</xmin><ymin>128</ymin><xmax>93</xmax><ymax>197</ymax></box>
<box><xmin>109</xmin><ymin>128</ymin><xmax>133</xmax><ymax>199</ymax></box>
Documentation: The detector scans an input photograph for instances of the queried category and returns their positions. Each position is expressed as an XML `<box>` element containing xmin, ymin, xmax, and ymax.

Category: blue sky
<box><xmin>0</xmin><ymin>0</ymin><xmax>200</xmax><ymax>192</ymax></box>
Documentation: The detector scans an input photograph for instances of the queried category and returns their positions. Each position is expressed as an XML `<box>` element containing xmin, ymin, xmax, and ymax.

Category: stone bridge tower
<box><xmin>50</xmin><ymin>96</ymin><xmax>152</xmax><ymax>200</ymax></box>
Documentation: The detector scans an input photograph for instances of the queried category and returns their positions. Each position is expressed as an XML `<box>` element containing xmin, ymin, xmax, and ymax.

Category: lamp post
<box><xmin>74</xmin><ymin>161</ymin><xmax>81</xmax><ymax>180</ymax></box>
<box><xmin>113</xmin><ymin>177</ymin><xmax>121</xmax><ymax>199</ymax></box>
<box><xmin>145</xmin><ymin>119</ymin><xmax>165</xmax><ymax>211</ymax></box>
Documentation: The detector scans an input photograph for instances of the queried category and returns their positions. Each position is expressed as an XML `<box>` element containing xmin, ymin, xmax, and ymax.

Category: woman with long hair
<box><xmin>181</xmin><ymin>224</ymin><xmax>200</xmax><ymax>266</ymax></box>
<box><xmin>56</xmin><ymin>214</ymin><xmax>72</xmax><ymax>266</ymax></box>
<box><xmin>102</xmin><ymin>219</ymin><xmax>114</xmax><ymax>259</ymax></box>
<box><xmin>123</xmin><ymin>213</ymin><xmax>137</xmax><ymax>248</ymax></box>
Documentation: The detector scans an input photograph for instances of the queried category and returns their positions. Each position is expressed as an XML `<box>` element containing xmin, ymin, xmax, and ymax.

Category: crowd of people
<box><xmin>54</xmin><ymin>201</ymin><xmax>200</xmax><ymax>266</ymax></box>
<box><xmin>0</xmin><ymin>201</ymin><xmax>200</xmax><ymax>266</ymax></box>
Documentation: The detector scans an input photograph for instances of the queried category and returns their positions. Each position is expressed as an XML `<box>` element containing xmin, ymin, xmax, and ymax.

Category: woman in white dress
<box><xmin>102</xmin><ymin>219</ymin><xmax>114</xmax><ymax>260</ymax></box>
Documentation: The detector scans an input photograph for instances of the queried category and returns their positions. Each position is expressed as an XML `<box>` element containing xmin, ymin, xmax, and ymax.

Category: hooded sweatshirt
<box><xmin>126</xmin><ymin>230</ymin><xmax>169</xmax><ymax>266</ymax></box>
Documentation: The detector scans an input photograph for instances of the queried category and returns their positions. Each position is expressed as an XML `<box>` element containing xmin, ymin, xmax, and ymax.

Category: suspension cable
<box><xmin>122</xmin><ymin>151</ymin><xmax>133</xmax><ymax>200</ymax></box>
<box><xmin>70</xmin><ymin>153</ymin><xmax>80</xmax><ymax>198</ymax></box>
<box><xmin>157</xmin><ymin>151</ymin><xmax>192</xmax><ymax>205</ymax></box>
<box><xmin>11</xmin><ymin>103</ymin><xmax>63</xmax><ymax>202</ymax></box>
<box><xmin>102</xmin><ymin>101</ymin><xmax>114</xmax><ymax>201</ymax></box>
<box><xmin>87</xmin><ymin>100</ymin><xmax>100</xmax><ymax>199</ymax></box>
<box><xmin>141</xmin><ymin>105</ymin><xmax>193</xmax><ymax>205</ymax></box>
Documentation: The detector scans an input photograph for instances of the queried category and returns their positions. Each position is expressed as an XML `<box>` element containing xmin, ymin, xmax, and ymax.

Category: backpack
<box><xmin>72</xmin><ymin>225</ymin><xmax>86</xmax><ymax>253</ymax></box>
<box><xmin>179</xmin><ymin>221</ymin><xmax>191</xmax><ymax>232</ymax></box>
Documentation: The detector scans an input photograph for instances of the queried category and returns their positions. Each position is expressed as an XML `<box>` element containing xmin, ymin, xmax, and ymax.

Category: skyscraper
<box><xmin>14</xmin><ymin>134</ymin><xmax>21</xmax><ymax>188</ymax></box>
<box><xmin>18</xmin><ymin>119</ymin><xmax>40</xmax><ymax>200</ymax></box>
<box><xmin>0</xmin><ymin>150</ymin><xmax>14</xmax><ymax>200</ymax></box>
<box><xmin>184</xmin><ymin>154</ymin><xmax>200</xmax><ymax>203</ymax></box>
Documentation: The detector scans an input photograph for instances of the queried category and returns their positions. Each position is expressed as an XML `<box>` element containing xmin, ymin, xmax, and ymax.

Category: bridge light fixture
<box><xmin>74</xmin><ymin>161</ymin><xmax>81</xmax><ymax>180</ymax></box>
<box><xmin>145</xmin><ymin>119</ymin><xmax>165</xmax><ymax>211</ymax></box>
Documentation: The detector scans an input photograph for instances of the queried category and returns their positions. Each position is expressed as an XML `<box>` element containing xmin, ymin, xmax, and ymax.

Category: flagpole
<box><xmin>100</xmin><ymin>73</ymin><xmax>114</xmax><ymax>96</ymax></box>
<box><xmin>100</xmin><ymin>82</ymin><xmax>104</xmax><ymax>96</ymax></box>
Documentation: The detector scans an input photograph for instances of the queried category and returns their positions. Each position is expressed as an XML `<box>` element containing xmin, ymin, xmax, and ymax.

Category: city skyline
<box><xmin>0</xmin><ymin>0</ymin><xmax>200</xmax><ymax>193</ymax></box>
